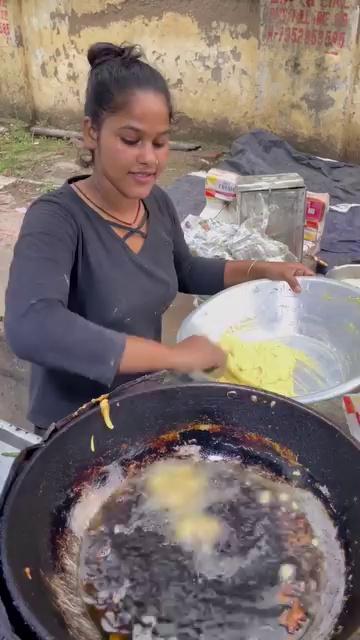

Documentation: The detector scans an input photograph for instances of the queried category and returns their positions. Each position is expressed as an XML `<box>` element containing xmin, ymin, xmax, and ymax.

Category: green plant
<box><xmin>0</xmin><ymin>122</ymin><xmax>69</xmax><ymax>176</ymax></box>
<box><xmin>39</xmin><ymin>181</ymin><xmax>57</xmax><ymax>194</ymax></box>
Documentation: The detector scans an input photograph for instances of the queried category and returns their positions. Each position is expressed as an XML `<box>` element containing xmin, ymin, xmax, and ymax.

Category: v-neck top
<box><xmin>5</xmin><ymin>179</ymin><xmax>225</xmax><ymax>427</ymax></box>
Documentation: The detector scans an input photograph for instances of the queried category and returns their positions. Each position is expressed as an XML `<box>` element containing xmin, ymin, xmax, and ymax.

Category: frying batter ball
<box><xmin>146</xmin><ymin>460</ymin><xmax>207</xmax><ymax>513</ymax></box>
<box><xmin>175</xmin><ymin>513</ymin><xmax>223</xmax><ymax>549</ymax></box>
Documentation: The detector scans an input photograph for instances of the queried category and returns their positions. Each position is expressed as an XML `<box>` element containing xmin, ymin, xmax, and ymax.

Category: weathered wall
<box><xmin>18</xmin><ymin>0</ymin><xmax>260</xmax><ymax>136</ymax></box>
<box><xmin>259</xmin><ymin>0</ymin><xmax>360</xmax><ymax>159</ymax></box>
<box><xmin>0</xmin><ymin>0</ymin><xmax>32</xmax><ymax>120</ymax></box>
<box><xmin>0</xmin><ymin>0</ymin><xmax>360</xmax><ymax>160</ymax></box>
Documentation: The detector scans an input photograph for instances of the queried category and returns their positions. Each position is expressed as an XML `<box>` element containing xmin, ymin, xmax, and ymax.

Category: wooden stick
<box><xmin>31</xmin><ymin>126</ymin><xmax>81</xmax><ymax>140</ymax></box>
<box><xmin>30</xmin><ymin>126</ymin><xmax>201</xmax><ymax>151</ymax></box>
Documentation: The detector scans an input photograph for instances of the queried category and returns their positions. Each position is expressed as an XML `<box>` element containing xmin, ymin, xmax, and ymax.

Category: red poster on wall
<box><xmin>265</xmin><ymin>0</ymin><xmax>352</xmax><ymax>50</ymax></box>
<box><xmin>0</xmin><ymin>0</ymin><xmax>10</xmax><ymax>44</ymax></box>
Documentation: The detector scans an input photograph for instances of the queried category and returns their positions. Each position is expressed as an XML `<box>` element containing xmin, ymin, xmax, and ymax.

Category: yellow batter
<box><xmin>218</xmin><ymin>333</ymin><xmax>314</xmax><ymax>397</ymax></box>
<box><xmin>145</xmin><ymin>460</ymin><xmax>223</xmax><ymax>550</ymax></box>
<box><xmin>175</xmin><ymin>513</ymin><xmax>222</xmax><ymax>548</ymax></box>
<box><xmin>146</xmin><ymin>460</ymin><xmax>207</xmax><ymax>513</ymax></box>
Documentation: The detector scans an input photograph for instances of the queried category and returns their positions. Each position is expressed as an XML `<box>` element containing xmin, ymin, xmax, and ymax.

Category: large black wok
<box><xmin>1</xmin><ymin>374</ymin><xmax>360</xmax><ymax>640</ymax></box>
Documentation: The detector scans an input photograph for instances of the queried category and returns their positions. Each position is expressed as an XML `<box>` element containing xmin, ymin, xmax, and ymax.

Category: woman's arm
<box><xmin>5</xmin><ymin>201</ymin><xmax>225</xmax><ymax>382</ymax></box>
<box><xmin>5</xmin><ymin>201</ymin><xmax>126</xmax><ymax>385</ymax></box>
<box><xmin>119</xmin><ymin>335</ymin><xmax>225</xmax><ymax>374</ymax></box>
<box><xmin>224</xmin><ymin>260</ymin><xmax>314</xmax><ymax>292</ymax></box>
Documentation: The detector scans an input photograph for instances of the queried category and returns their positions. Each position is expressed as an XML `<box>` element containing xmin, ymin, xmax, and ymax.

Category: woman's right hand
<box><xmin>170</xmin><ymin>336</ymin><xmax>226</xmax><ymax>374</ymax></box>
<box><xmin>119</xmin><ymin>335</ymin><xmax>226</xmax><ymax>376</ymax></box>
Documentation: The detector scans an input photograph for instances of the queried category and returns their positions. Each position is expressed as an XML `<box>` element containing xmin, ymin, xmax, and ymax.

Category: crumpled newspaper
<box><xmin>183</xmin><ymin>196</ymin><xmax>298</xmax><ymax>306</ymax></box>
<box><xmin>183</xmin><ymin>215</ymin><xmax>297</xmax><ymax>263</ymax></box>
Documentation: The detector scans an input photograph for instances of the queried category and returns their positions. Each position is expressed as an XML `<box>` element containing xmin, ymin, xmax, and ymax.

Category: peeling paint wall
<box><xmin>343</xmin><ymin>8</ymin><xmax>360</xmax><ymax>163</ymax></box>
<box><xmin>0</xmin><ymin>0</ymin><xmax>32</xmax><ymax>120</ymax></box>
<box><xmin>259</xmin><ymin>0</ymin><xmax>360</xmax><ymax>159</ymax></box>
<box><xmin>18</xmin><ymin>0</ymin><xmax>259</xmax><ymax>134</ymax></box>
<box><xmin>1</xmin><ymin>0</ymin><xmax>360</xmax><ymax>159</ymax></box>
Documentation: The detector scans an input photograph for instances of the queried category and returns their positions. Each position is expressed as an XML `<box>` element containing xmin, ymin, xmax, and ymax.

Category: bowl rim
<box><xmin>327</xmin><ymin>264</ymin><xmax>360</xmax><ymax>280</ymax></box>
<box><xmin>177</xmin><ymin>277</ymin><xmax>360</xmax><ymax>404</ymax></box>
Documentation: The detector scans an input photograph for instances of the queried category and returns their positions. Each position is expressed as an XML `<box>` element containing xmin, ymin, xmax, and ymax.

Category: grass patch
<box><xmin>39</xmin><ymin>181</ymin><xmax>58</xmax><ymax>194</ymax></box>
<box><xmin>0</xmin><ymin>121</ymin><xmax>70</xmax><ymax>177</ymax></box>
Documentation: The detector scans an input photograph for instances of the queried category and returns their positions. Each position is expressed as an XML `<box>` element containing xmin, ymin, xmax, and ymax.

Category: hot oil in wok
<box><xmin>79</xmin><ymin>456</ymin><xmax>344</xmax><ymax>640</ymax></box>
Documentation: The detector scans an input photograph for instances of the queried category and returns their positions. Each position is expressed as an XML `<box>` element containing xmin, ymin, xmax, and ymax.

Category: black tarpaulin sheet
<box><xmin>167</xmin><ymin>129</ymin><xmax>360</xmax><ymax>267</ymax></box>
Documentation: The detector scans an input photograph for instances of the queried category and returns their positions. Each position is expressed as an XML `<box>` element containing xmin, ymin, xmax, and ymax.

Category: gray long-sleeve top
<box><xmin>5</xmin><ymin>179</ymin><xmax>225</xmax><ymax>427</ymax></box>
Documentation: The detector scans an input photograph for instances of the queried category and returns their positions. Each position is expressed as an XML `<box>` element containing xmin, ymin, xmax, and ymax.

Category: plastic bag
<box><xmin>183</xmin><ymin>194</ymin><xmax>297</xmax><ymax>263</ymax></box>
<box><xmin>183</xmin><ymin>196</ymin><xmax>297</xmax><ymax>306</ymax></box>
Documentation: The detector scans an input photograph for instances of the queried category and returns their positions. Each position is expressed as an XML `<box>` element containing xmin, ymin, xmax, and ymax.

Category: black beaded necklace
<box><xmin>74</xmin><ymin>183</ymin><xmax>148</xmax><ymax>240</ymax></box>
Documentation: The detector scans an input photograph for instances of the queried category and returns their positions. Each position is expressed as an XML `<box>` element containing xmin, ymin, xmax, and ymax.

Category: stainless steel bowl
<box><xmin>177</xmin><ymin>277</ymin><xmax>360</xmax><ymax>404</ymax></box>
<box><xmin>327</xmin><ymin>264</ymin><xmax>360</xmax><ymax>287</ymax></box>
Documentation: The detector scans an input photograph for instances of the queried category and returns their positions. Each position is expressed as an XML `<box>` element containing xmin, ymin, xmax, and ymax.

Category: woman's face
<box><xmin>84</xmin><ymin>90</ymin><xmax>170</xmax><ymax>199</ymax></box>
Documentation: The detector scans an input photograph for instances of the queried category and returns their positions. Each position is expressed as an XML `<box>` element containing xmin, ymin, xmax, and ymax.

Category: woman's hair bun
<box><xmin>87</xmin><ymin>42</ymin><xmax>143</xmax><ymax>70</ymax></box>
<box><xmin>85</xmin><ymin>40</ymin><xmax>173</xmax><ymax>125</ymax></box>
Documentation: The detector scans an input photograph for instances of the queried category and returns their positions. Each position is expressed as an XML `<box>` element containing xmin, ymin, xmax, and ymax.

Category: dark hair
<box><xmin>85</xmin><ymin>42</ymin><xmax>173</xmax><ymax>126</ymax></box>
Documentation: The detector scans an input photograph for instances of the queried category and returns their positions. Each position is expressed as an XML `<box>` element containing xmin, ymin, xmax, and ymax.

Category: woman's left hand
<box><xmin>255</xmin><ymin>261</ymin><xmax>314</xmax><ymax>293</ymax></box>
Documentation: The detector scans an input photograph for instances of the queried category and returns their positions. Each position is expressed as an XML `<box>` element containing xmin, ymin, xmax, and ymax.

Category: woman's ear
<box><xmin>83</xmin><ymin>117</ymin><xmax>98</xmax><ymax>151</ymax></box>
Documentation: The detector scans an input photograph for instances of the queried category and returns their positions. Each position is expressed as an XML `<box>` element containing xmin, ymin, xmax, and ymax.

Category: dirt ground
<box><xmin>0</xmin><ymin>121</ymin><xmax>226</xmax><ymax>429</ymax></box>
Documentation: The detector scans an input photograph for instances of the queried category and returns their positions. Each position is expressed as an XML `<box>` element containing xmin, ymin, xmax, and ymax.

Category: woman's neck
<box><xmin>82</xmin><ymin>172</ymin><xmax>139</xmax><ymax>221</ymax></box>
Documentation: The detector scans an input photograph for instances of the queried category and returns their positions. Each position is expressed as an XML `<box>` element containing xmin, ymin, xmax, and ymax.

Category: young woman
<box><xmin>5</xmin><ymin>43</ymin><xmax>313</xmax><ymax>430</ymax></box>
